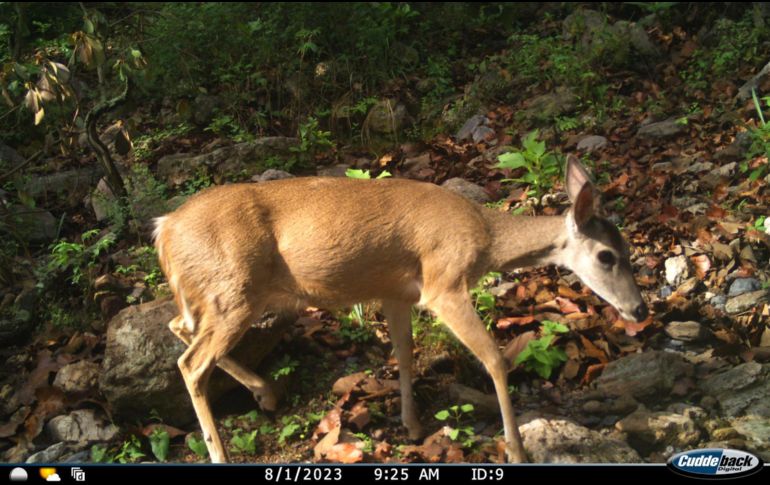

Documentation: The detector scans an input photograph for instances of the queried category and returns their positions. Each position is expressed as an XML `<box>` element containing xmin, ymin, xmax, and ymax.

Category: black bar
<box><xmin>2</xmin><ymin>464</ymin><xmax>768</xmax><ymax>484</ymax></box>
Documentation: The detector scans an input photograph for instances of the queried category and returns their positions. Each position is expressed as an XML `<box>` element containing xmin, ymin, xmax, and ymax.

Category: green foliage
<box><xmin>345</xmin><ymin>168</ymin><xmax>392</xmax><ymax>179</ymax></box>
<box><xmin>746</xmin><ymin>89</ymin><xmax>770</xmax><ymax>182</ymax></box>
<box><xmin>434</xmin><ymin>404</ymin><xmax>475</xmax><ymax>446</ymax></box>
<box><xmin>180</xmin><ymin>169</ymin><xmax>213</xmax><ymax>196</ymax></box>
<box><xmin>514</xmin><ymin>320</ymin><xmax>570</xmax><ymax>379</ymax></box>
<box><xmin>114</xmin><ymin>435</ymin><xmax>146</xmax><ymax>463</ymax></box>
<box><xmin>471</xmin><ymin>272</ymin><xmax>501</xmax><ymax>330</ymax></box>
<box><xmin>230</xmin><ymin>429</ymin><xmax>258</xmax><ymax>455</ymax></box>
<box><xmin>149</xmin><ymin>428</ymin><xmax>170</xmax><ymax>462</ymax></box>
<box><xmin>338</xmin><ymin>303</ymin><xmax>376</xmax><ymax>343</ymax></box>
<box><xmin>44</xmin><ymin>229</ymin><xmax>115</xmax><ymax>287</ymax></box>
<box><xmin>291</xmin><ymin>117</ymin><xmax>334</xmax><ymax>157</ymax></box>
<box><xmin>205</xmin><ymin>113</ymin><xmax>254</xmax><ymax>143</ymax></box>
<box><xmin>496</xmin><ymin>130</ymin><xmax>562</xmax><ymax>197</ymax></box>
<box><xmin>132</xmin><ymin>123</ymin><xmax>192</xmax><ymax>161</ymax></box>
<box><xmin>187</xmin><ymin>434</ymin><xmax>208</xmax><ymax>458</ymax></box>
<box><xmin>270</xmin><ymin>355</ymin><xmax>300</xmax><ymax>380</ymax></box>
<box><xmin>278</xmin><ymin>417</ymin><xmax>302</xmax><ymax>445</ymax></box>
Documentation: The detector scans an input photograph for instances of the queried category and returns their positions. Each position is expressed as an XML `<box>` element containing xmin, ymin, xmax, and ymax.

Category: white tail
<box><xmin>154</xmin><ymin>155</ymin><xmax>646</xmax><ymax>463</ymax></box>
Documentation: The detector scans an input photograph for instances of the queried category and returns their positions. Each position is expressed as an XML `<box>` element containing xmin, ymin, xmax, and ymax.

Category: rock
<box><xmin>638</xmin><ymin>118</ymin><xmax>686</xmax><ymax>139</ymax></box>
<box><xmin>366</xmin><ymin>99</ymin><xmax>407</xmax><ymax>135</ymax></box>
<box><xmin>53</xmin><ymin>361</ymin><xmax>100</xmax><ymax>394</ymax></box>
<box><xmin>675</xmin><ymin>277</ymin><xmax>704</xmax><ymax>297</ymax></box>
<box><xmin>519</xmin><ymin>418</ymin><xmax>640</xmax><ymax>463</ymax></box>
<box><xmin>192</xmin><ymin>94</ymin><xmax>222</xmax><ymax>127</ymax></box>
<box><xmin>576</xmin><ymin>135</ymin><xmax>608</xmax><ymax>153</ymax></box>
<box><xmin>472</xmin><ymin>125</ymin><xmax>496</xmax><ymax>144</ymax></box>
<box><xmin>664</xmin><ymin>256</ymin><xmax>689</xmax><ymax>286</ymax></box>
<box><xmin>401</xmin><ymin>153</ymin><xmax>432</xmax><ymax>177</ymax></box>
<box><xmin>699</xmin><ymin>362</ymin><xmax>770</xmax><ymax>418</ymax></box>
<box><xmin>765</xmin><ymin>217</ymin><xmax>770</xmax><ymax>236</ymax></box>
<box><xmin>455</xmin><ymin>115</ymin><xmax>487</xmax><ymax>142</ymax></box>
<box><xmin>730</xmin><ymin>416</ymin><xmax>770</xmax><ymax>458</ymax></box>
<box><xmin>156</xmin><ymin>138</ymin><xmax>299</xmax><ymax>187</ymax></box>
<box><xmin>12</xmin><ymin>206</ymin><xmax>58</xmax><ymax>244</ymax></box>
<box><xmin>441</xmin><ymin>178</ymin><xmax>491</xmax><ymax>204</ymax></box>
<box><xmin>714</xmin><ymin>133</ymin><xmax>752</xmax><ymax>162</ymax></box>
<box><xmin>595</xmin><ymin>350</ymin><xmax>692</xmax><ymax>400</ymax></box>
<box><xmin>563</xmin><ymin>10</ymin><xmax>658</xmax><ymax>66</ymax></box>
<box><xmin>710</xmin><ymin>295</ymin><xmax>727</xmax><ymax>308</ymax></box>
<box><xmin>0</xmin><ymin>315</ymin><xmax>33</xmax><ymax>346</ymax></box>
<box><xmin>0</xmin><ymin>142</ymin><xmax>25</xmax><ymax>166</ymax></box>
<box><xmin>521</xmin><ymin>87</ymin><xmax>578</xmax><ymax>121</ymax></box>
<box><xmin>90</xmin><ymin>177</ymin><xmax>117</xmax><ymax>222</ymax></box>
<box><xmin>20</xmin><ymin>167</ymin><xmax>103</xmax><ymax>203</ymax></box>
<box><xmin>317</xmin><ymin>164</ymin><xmax>351</xmax><ymax>177</ymax></box>
<box><xmin>252</xmin><ymin>169</ymin><xmax>294</xmax><ymax>183</ymax></box>
<box><xmin>728</xmin><ymin>278</ymin><xmax>762</xmax><ymax>297</ymax></box>
<box><xmin>616</xmin><ymin>405</ymin><xmax>703</xmax><ymax>448</ymax></box>
<box><xmin>659</xmin><ymin>286</ymin><xmax>673</xmax><ymax>298</ymax></box>
<box><xmin>47</xmin><ymin>409</ymin><xmax>119</xmax><ymax>443</ymax></box>
<box><xmin>761</xmin><ymin>327</ymin><xmax>770</xmax><ymax>348</ymax></box>
<box><xmin>665</xmin><ymin>321</ymin><xmax>708</xmax><ymax>342</ymax></box>
<box><xmin>736</xmin><ymin>60</ymin><xmax>770</xmax><ymax>101</ymax></box>
<box><xmin>99</xmin><ymin>299</ymin><xmax>294</xmax><ymax>425</ymax></box>
<box><xmin>582</xmin><ymin>400</ymin><xmax>604</xmax><ymax>414</ymax></box>
<box><xmin>25</xmin><ymin>442</ymin><xmax>69</xmax><ymax>463</ymax></box>
<box><xmin>448</xmin><ymin>383</ymin><xmax>499</xmax><ymax>416</ymax></box>
<box><xmin>613</xmin><ymin>20</ymin><xmax>659</xmax><ymax>58</ymax></box>
<box><xmin>725</xmin><ymin>290</ymin><xmax>770</xmax><ymax>314</ymax></box>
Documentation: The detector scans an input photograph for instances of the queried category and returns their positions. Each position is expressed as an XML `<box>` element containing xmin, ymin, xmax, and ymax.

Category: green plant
<box><xmin>180</xmin><ymin>169</ymin><xmax>213</xmax><ymax>196</ymax></box>
<box><xmin>291</xmin><ymin>116</ymin><xmax>334</xmax><ymax>157</ymax></box>
<box><xmin>205</xmin><ymin>113</ymin><xmax>254</xmax><ymax>142</ymax></box>
<box><xmin>187</xmin><ymin>433</ymin><xmax>208</xmax><ymax>458</ymax></box>
<box><xmin>149</xmin><ymin>427</ymin><xmax>170</xmax><ymax>462</ymax></box>
<box><xmin>270</xmin><ymin>355</ymin><xmax>300</xmax><ymax>380</ymax></box>
<box><xmin>345</xmin><ymin>168</ymin><xmax>392</xmax><ymax>179</ymax></box>
<box><xmin>554</xmin><ymin>116</ymin><xmax>580</xmax><ymax>132</ymax></box>
<box><xmin>471</xmin><ymin>272</ymin><xmax>500</xmax><ymax>330</ymax></box>
<box><xmin>114</xmin><ymin>435</ymin><xmax>146</xmax><ymax>463</ymax></box>
<box><xmin>44</xmin><ymin>229</ymin><xmax>115</xmax><ymax>288</ymax></box>
<box><xmin>496</xmin><ymin>130</ymin><xmax>562</xmax><ymax>197</ymax></box>
<box><xmin>338</xmin><ymin>303</ymin><xmax>375</xmax><ymax>343</ymax></box>
<box><xmin>435</xmin><ymin>403</ymin><xmax>475</xmax><ymax>446</ymax></box>
<box><xmin>353</xmin><ymin>432</ymin><xmax>374</xmax><ymax>453</ymax></box>
<box><xmin>514</xmin><ymin>320</ymin><xmax>569</xmax><ymax>379</ymax></box>
<box><xmin>278</xmin><ymin>416</ymin><xmax>302</xmax><ymax>445</ymax></box>
<box><xmin>90</xmin><ymin>444</ymin><xmax>112</xmax><ymax>463</ymax></box>
<box><xmin>230</xmin><ymin>428</ymin><xmax>258</xmax><ymax>454</ymax></box>
<box><xmin>745</xmin><ymin>88</ymin><xmax>770</xmax><ymax>181</ymax></box>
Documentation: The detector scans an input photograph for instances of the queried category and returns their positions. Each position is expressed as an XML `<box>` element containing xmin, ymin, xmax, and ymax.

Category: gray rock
<box><xmin>441</xmin><ymin>178</ymin><xmax>491</xmax><ymax>204</ymax></box>
<box><xmin>736</xmin><ymin>60</ymin><xmax>770</xmax><ymax>102</ymax></box>
<box><xmin>520</xmin><ymin>418</ymin><xmax>641</xmax><ymax>463</ymax></box>
<box><xmin>456</xmin><ymin>115</ymin><xmax>487</xmax><ymax>142</ymax></box>
<box><xmin>710</xmin><ymin>295</ymin><xmax>727</xmax><ymax>308</ymax></box>
<box><xmin>664</xmin><ymin>255</ymin><xmax>689</xmax><ymax>286</ymax></box>
<box><xmin>448</xmin><ymin>383</ymin><xmax>499</xmax><ymax>416</ymax></box>
<box><xmin>366</xmin><ymin>99</ymin><xmax>407</xmax><ymax>134</ymax></box>
<box><xmin>521</xmin><ymin>87</ymin><xmax>578</xmax><ymax>121</ymax></box>
<box><xmin>99</xmin><ymin>299</ymin><xmax>293</xmax><ymax>425</ymax></box>
<box><xmin>192</xmin><ymin>94</ymin><xmax>222</xmax><ymax>127</ymax></box>
<box><xmin>401</xmin><ymin>153</ymin><xmax>432</xmax><ymax>177</ymax></box>
<box><xmin>0</xmin><ymin>315</ymin><xmax>33</xmax><ymax>346</ymax></box>
<box><xmin>47</xmin><ymin>409</ymin><xmax>119</xmax><ymax>443</ymax></box>
<box><xmin>595</xmin><ymin>351</ymin><xmax>692</xmax><ymax>400</ymax></box>
<box><xmin>728</xmin><ymin>278</ymin><xmax>762</xmax><ymax>297</ymax></box>
<box><xmin>472</xmin><ymin>125</ymin><xmax>496</xmax><ymax>144</ymax></box>
<box><xmin>714</xmin><ymin>133</ymin><xmax>752</xmax><ymax>162</ymax></box>
<box><xmin>576</xmin><ymin>135</ymin><xmax>608</xmax><ymax>153</ymax></box>
<box><xmin>665</xmin><ymin>321</ymin><xmax>708</xmax><ymax>342</ymax></box>
<box><xmin>731</xmin><ymin>416</ymin><xmax>770</xmax><ymax>459</ymax></box>
<box><xmin>699</xmin><ymin>362</ymin><xmax>770</xmax><ymax>418</ymax></box>
<box><xmin>90</xmin><ymin>177</ymin><xmax>117</xmax><ymax>223</ymax></box>
<box><xmin>252</xmin><ymin>169</ymin><xmax>295</xmax><ymax>183</ymax></box>
<box><xmin>156</xmin><ymin>138</ymin><xmax>299</xmax><ymax>187</ymax></box>
<box><xmin>25</xmin><ymin>442</ymin><xmax>69</xmax><ymax>463</ymax></box>
<box><xmin>613</xmin><ymin>20</ymin><xmax>659</xmax><ymax>58</ymax></box>
<box><xmin>53</xmin><ymin>361</ymin><xmax>100</xmax><ymax>394</ymax></box>
<box><xmin>659</xmin><ymin>286</ymin><xmax>673</xmax><ymax>298</ymax></box>
<box><xmin>616</xmin><ymin>405</ymin><xmax>703</xmax><ymax>448</ymax></box>
<box><xmin>638</xmin><ymin>118</ymin><xmax>686</xmax><ymax>139</ymax></box>
<box><xmin>9</xmin><ymin>206</ymin><xmax>58</xmax><ymax>244</ymax></box>
<box><xmin>317</xmin><ymin>164</ymin><xmax>351</xmax><ymax>177</ymax></box>
<box><xmin>725</xmin><ymin>290</ymin><xmax>770</xmax><ymax>314</ymax></box>
<box><xmin>20</xmin><ymin>167</ymin><xmax>103</xmax><ymax>202</ymax></box>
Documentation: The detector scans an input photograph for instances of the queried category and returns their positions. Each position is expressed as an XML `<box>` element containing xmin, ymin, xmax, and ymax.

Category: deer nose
<box><xmin>632</xmin><ymin>303</ymin><xmax>648</xmax><ymax>322</ymax></box>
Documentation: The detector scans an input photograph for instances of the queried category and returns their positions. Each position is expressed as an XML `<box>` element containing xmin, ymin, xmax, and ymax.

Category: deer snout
<box><xmin>632</xmin><ymin>302</ymin><xmax>648</xmax><ymax>322</ymax></box>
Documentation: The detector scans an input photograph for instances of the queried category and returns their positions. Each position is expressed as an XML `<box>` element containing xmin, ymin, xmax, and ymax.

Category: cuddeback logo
<box><xmin>668</xmin><ymin>449</ymin><xmax>763</xmax><ymax>479</ymax></box>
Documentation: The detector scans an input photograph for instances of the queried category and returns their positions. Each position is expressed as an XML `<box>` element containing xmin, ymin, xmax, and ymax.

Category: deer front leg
<box><xmin>429</xmin><ymin>291</ymin><xmax>528</xmax><ymax>463</ymax></box>
<box><xmin>381</xmin><ymin>300</ymin><xmax>423</xmax><ymax>440</ymax></box>
<box><xmin>169</xmin><ymin>316</ymin><xmax>277</xmax><ymax>411</ymax></box>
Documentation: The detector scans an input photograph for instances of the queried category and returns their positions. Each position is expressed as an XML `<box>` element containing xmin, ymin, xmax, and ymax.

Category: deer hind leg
<box><xmin>381</xmin><ymin>300</ymin><xmax>423</xmax><ymax>440</ymax></box>
<box><xmin>427</xmin><ymin>291</ymin><xmax>528</xmax><ymax>464</ymax></box>
<box><xmin>173</xmin><ymin>306</ymin><xmax>263</xmax><ymax>463</ymax></box>
<box><xmin>169</xmin><ymin>316</ymin><xmax>277</xmax><ymax>411</ymax></box>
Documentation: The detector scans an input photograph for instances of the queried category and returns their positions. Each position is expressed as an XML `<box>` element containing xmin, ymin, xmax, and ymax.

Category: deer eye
<box><xmin>597</xmin><ymin>250</ymin><xmax>616</xmax><ymax>266</ymax></box>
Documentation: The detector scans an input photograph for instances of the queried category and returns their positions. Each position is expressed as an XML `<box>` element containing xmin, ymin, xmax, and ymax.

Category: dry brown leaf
<box><xmin>580</xmin><ymin>335</ymin><xmax>608</xmax><ymax>363</ymax></box>
<box><xmin>502</xmin><ymin>331</ymin><xmax>536</xmax><ymax>366</ymax></box>
<box><xmin>496</xmin><ymin>315</ymin><xmax>535</xmax><ymax>329</ymax></box>
<box><xmin>325</xmin><ymin>443</ymin><xmax>364</xmax><ymax>463</ymax></box>
<box><xmin>314</xmin><ymin>425</ymin><xmax>341</xmax><ymax>460</ymax></box>
<box><xmin>691</xmin><ymin>254</ymin><xmax>711</xmax><ymax>279</ymax></box>
<box><xmin>313</xmin><ymin>407</ymin><xmax>342</xmax><ymax>440</ymax></box>
<box><xmin>14</xmin><ymin>350</ymin><xmax>60</xmax><ymax>407</ymax></box>
<box><xmin>557</xmin><ymin>286</ymin><xmax>582</xmax><ymax>300</ymax></box>
<box><xmin>581</xmin><ymin>363</ymin><xmax>606</xmax><ymax>385</ymax></box>
<box><xmin>555</xmin><ymin>297</ymin><xmax>581</xmax><ymax>314</ymax></box>
<box><xmin>445</xmin><ymin>445</ymin><xmax>465</xmax><ymax>463</ymax></box>
<box><xmin>348</xmin><ymin>401</ymin><xmax>370</xmax><ymax>431</ymax></box>
<box><xmin>141</xmin><ymin>423</ymin><xmax>187</xmax><ymax>439</ymax></box>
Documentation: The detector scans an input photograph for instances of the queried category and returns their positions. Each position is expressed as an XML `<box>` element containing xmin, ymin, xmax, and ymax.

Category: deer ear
<box><xmin>573</xmin><ymin>182</ymin><xmax>595</xmax><ymax>229</ymax></box>
<box><xmin>566</xmin><ymin>154</ymin><xmax>594</xmax><ymax>203</ymax></box>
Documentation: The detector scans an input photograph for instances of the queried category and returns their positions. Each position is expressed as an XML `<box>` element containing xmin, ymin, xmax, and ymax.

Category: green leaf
<box><xmin>496</xmin><ymin>152</ymin><xmax>527</xmax><ymax>170</ymax></box>
<box><xmin>542</xmin><ymin>320</ymin><xmax>569</xmax><ymax>335</ymax></box>
<box><xmin>376</xmin><ymin>170</ymin><xmax>392</xmax><ymax>179</ymax></box>
<box><xmin>448</xmin><ymin>428</ymin><xmax>460</xmax><ymax>441</ymax></box>
<box><xmin>149</xmin><ymin>428</ymin><xmax>170</xmax><ymax>462</ymax></box>
<box><xmin>434</xmin><ymin>410</ymin><xmax>450</xmax><ymax>421</ymax></box>
<box><xmin>345</xmin><ymin>168</ymin><xmax>371</xmax><ymax>179</ymax></box>
<box><xmin>459</xmin><ymin>404</ymin><xmax>474</xmax><ymax>414</ymax></box>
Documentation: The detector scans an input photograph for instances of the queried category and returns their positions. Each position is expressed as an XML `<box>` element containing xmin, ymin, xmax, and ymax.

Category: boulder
<box><xmin>520</xmin><ymin>418</ymin><xmax>641</xmax><ymax>463</ymax></box>
<box><xmin>366</xmin><ymin>99</ymin><xmax>408</xmax><ymax>135</ymax></box>
<box><xmin>699</xmin><ymin>362</ymin><xmax>770</xmax><ymax>418</ymax></box>
<box><xmin>616</xmin><ymin>405</ymin><xmax>704</xmax><ymax>448</ymax></box>
<box><xmin>441</xmin><ymin>178</ymin><xmax>491</xmax><ymax>204</ymax></box>
<box><xmin>46</xmin><ymin>409</ymin><xmax>119</xmax><ymax>443</ymax></box>
<box><xmin>638</xmin><ymin>118</ymin><xmax>687</xmax><ymax>139</ymax></box>
<box><xmin>53</xmin><ymin>361</ymin><xmax>100</xmax><ymax>394</ymax></box>
<box><xmin>99</xmin><ymin>299</ymin><xmax>294</xmax><ymax>425</ymax></box>
<box><xmin>595</xmin><ymin>350</ymin><xmax>692</xmax><ymax>400</ymax></box>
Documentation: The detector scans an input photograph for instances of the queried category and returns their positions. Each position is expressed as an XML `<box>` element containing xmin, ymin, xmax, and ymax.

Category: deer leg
<box><xmin>169</xmin><ymin>316</ymin><xmax>277</xmax><ymax>411</ymax></box>
<box><xmin>381</xmin><ymin>300</ymin><xmax>422</xmax><ymax>440</ymax></box>
<box><xmin>174</xmin><ymin>309</ymin><xmax>261</xmax><ymax>463</ymax></box>
<box><xmin>429</xmin><ymin>292</ymin><xmax>528</xmax><ymax>463</ymax></box>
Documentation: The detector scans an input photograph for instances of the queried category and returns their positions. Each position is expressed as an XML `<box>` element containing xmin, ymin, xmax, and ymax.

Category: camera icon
<box><xmin>70</xmin><ymin>468</ymin><xmax>86</xmax><ymax>482</ymax></box>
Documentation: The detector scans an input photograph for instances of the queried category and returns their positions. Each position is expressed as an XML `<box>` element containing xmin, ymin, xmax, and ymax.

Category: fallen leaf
<box><xmin>0</xmin><ymin>406</ymin><xmax>31</xmax><ymax>439</ymax></box>
<box><xmin>324</xmin><ymin>443</ymin><xmax>364</xmax><ymax>463</ymax></box>
<box><xmin>555</xmin><ymin>297</ymin><xmax>581</xmax><ymax>314</ymax></box>
<box><xmin>373</xmin><ymin>441</ymin><xmax>392</xmax><ymax>461</ymax></box>
<box><xmin>691</xmin><ymin>254</ymin><xmax>711</xmax><ymax>279</ymax></box>
<box><xmin>14</xmin><ymin>350</ymin><xmax>60</xmax><ymax>406</ymax></box>
<box><xmin>141</xmin><ymin>423</ymin><xmax>187</xmax><ymax>439</ymax></box>
<box><xmin>348</xmin><ymin>401</ymin><xmax>370</xmax><ymax>431</ymax></box>
<box><xmin>313</xmin><ymin>424</ymin><xmax>341</xmax><ymax>460</ymax></box>
<box><xmin>579</xmin><ymin>335</ymin><xmax>608</xmax><ymax>363</ymax></box>
<box><xmin>502</xmin><ymin>331</ymin><xmax>536</xmax><ymax>367</ymax></box>
<box><xmin>496</xmin><ymin>315</ymin><xmax>535</xmax><ymax>329</ymax></box>
<box><xmin>332</xmin><ymin>373</ymin><xmax>368</xmax><ymax>396</ymax></box>
<box><xmin>313</xmin><ymin>408</ymin><xmax>342</xmax><ymax>440</ymax></box>
<box><xmin>557</xmin><ymin>286</ymin><xmax>582</xmax><ymax>300</ymax></box>
<box><xmin>445</xmin><ymin>445</ymin><xmax>465</xmax><ymax>463</ymax></box>
<box><xmin>581</xmin><ymin>363</ymin><xmax>606</xmax><ymax>385</ymax></box>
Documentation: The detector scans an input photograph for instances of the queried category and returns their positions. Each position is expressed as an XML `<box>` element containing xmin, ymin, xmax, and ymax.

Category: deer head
<box><xmin>560</xmin><ymin>155</ymin><xmax>648</xmax><ymax>323</ymax></box>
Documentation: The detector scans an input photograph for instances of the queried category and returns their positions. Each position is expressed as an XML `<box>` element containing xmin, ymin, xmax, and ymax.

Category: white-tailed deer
<box><xmin>154</xmin><ymin>155</ymin><xmax>647</xmax><ymax>463</ymax></box>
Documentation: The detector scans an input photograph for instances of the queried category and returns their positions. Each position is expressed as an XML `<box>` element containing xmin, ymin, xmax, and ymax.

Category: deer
<box><xmin>153</xmin><ymin>154</ymin><xmax>648</xmax><ymax>464</ymax></box>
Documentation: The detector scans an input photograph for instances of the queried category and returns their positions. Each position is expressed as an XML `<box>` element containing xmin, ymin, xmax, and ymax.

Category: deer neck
<box><xmin>480</xmin><ymin>208</ymin><xmax>568</xmax><ymax>272</ymax></box>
